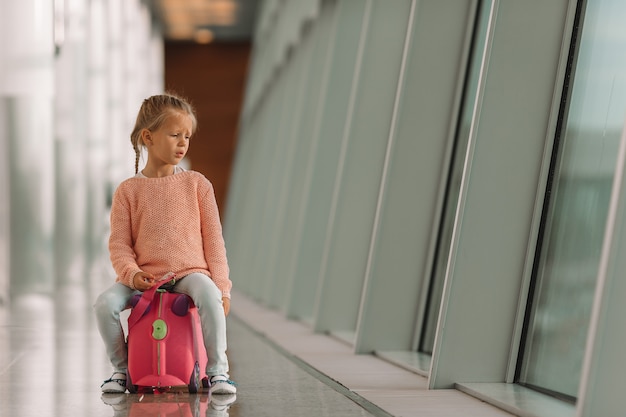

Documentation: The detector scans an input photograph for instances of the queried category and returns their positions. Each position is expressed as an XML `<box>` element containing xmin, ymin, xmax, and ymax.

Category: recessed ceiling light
<box><xmin>194</xmin><ymin>28</ymin><xmax>215</xmax><ymax>44</ymax></box>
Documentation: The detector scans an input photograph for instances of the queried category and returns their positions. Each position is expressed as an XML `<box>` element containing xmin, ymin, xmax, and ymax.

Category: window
<box><xmin>419</xmin><ymin>0</ymin><xmax>491</xmax><ymax>354</ymax></box>
<box><xmin>518</xmin><ymin>0</ymin><xmax>626</xmax><ymax>400</ymax></box>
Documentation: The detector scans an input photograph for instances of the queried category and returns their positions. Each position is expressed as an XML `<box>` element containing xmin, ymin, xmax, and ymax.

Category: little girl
<box><xmin>94</xmin><ymin>93</ymin><xmax>236</xmax><ymax>395</ymax></box>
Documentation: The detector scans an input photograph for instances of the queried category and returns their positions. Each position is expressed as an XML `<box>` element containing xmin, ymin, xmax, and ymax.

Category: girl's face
<box><xmin>144</xmin><ymin>110</ymin><xmax>193</xmax><ymax>167</ymax></box>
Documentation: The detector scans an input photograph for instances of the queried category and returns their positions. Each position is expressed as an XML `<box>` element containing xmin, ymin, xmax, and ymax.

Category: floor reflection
<box><xmin>100</xmin><ymin>391</ymin><xmax>235</xmax><ymax>417</ymax></box>
<box><xmin>0</xmin><ymin>281</ymin><xmax>375</xmax><ymax>417</ymax></box>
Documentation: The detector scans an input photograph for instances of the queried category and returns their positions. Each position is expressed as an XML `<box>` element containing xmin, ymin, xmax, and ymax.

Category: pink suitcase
<box><xmin>126</xmin><ymin>275</ymin><xmax>209</xmax><ymax>393</ymax></box>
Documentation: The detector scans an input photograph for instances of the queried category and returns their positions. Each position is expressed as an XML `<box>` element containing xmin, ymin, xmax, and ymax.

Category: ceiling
<box><xmin>149</xmin><ymin>0</ymin><xmax>258</xmax><ymax>43</ymax></box>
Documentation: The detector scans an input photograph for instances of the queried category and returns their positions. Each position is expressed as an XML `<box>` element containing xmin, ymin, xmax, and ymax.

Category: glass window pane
<box><xmin>419</xmin><ymin>0</ymin><xmax>491</xmax><ymax>354</ymax></box>
<box><xmin>519</xmin><ymin>0</ymin><xmax>626</xmax><ymax>399</ymax></box>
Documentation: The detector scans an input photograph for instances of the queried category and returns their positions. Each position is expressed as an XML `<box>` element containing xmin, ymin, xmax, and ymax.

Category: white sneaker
<box><xmin>209</xmin><ymin>375</ymin><xmax>237</xmax><ymax>395</ymax></box>
<box><xmin>101</xmin><ymin>372</ymin><xmax>127</xmax><ymax>393</ymax></box>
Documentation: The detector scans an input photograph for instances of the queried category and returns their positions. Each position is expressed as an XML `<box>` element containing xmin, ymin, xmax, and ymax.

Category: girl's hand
<box><xmin>133</xmin><ymin>271</ymin><xmax>156</xmax><ymax>291</ymax></box>
<box><xmin>222</xmin><ymin>297</ymin><xmax>230</xmax><ymax>316</ymax></box>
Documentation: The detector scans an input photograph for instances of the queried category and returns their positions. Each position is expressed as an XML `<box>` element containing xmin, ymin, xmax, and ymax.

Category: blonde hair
<box><xmin>130</xmin><ymin>93</ymin><xmax>197</xmax><ymax>174</ymax></box>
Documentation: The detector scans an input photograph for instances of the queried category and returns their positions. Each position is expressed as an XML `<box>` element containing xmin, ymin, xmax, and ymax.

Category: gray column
<box><xmin>0</xmin><ymin>0</ymin><xmax>56</xmax><ymax>298</ymax></box>
<box><xmin>354</xmin><ymin>0</ymin><xmax>477</xmax><ymax>354</ymax></box>
<box><xmin>313</xmin><ymin>0</ymin><xmax>413</xmax><ymax>335</ymax></box>
<box><xmin>106</xmin><ymin>0</ymin><xmax>134</xmax><ymax>189</ymax></box>
<box><xmin>54</xmin><ymin>0</ymin><xmax>88</xmax><ymax>289</ymax></box>
<box><xmin>84</xmin><ymin>0</ymin><xmax>109</xmax><ymax>280</ymax></box>
<box><xmin>0</xmin><ymin>102</ymin><xmax>8</xmax><ymax>306</ymax></box>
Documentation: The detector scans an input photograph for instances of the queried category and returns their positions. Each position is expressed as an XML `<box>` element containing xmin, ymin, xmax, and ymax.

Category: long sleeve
<box><xmin>109</xmin><ymin>186</ymin><xmax>142</xmax><ymax>288</ymax></box>
<box><xmin>200</xmin><ymin>181</ymin><xmax>231</xmax><ymax>298</ymax></box>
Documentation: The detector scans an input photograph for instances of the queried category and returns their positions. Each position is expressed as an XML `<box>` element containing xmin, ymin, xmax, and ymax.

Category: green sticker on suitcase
<box><xmin>152</xmin><ymin>319</ymin><xmax>167</xmax><ymax>340</ymax></box>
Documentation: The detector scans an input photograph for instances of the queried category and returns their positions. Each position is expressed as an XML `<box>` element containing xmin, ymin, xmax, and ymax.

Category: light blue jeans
<box><xmin>93</xmin><ymin>272</ymin><xmax>229</xmax><ymax>378</ymax></box>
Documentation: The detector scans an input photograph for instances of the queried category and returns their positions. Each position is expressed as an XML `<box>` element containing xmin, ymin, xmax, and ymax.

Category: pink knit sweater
<box><xmin>109</xmin><ymin>170</ymin><xmax>231</xmax><ymax>298</ymax></box>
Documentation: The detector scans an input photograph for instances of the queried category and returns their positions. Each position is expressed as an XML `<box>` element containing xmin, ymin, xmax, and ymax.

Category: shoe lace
<box><xmin>101</xmin><ymin>374</ymin><xmax>126</xmax><ymax>388</ymax></box>
<box><xmin>210</xmin><ymin>377</ymin><xmax>237</xmax><ymax>387</ymax></box>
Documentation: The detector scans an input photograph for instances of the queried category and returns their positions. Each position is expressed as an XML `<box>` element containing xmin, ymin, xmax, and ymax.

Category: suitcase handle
<box><xmin>127</xmin><ymin>272</ymin><xmax>177</xmax><ymax>330</ymax></box>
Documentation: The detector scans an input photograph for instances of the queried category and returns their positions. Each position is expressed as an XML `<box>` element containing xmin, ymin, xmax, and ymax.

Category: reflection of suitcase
<box><xmin>128</xmin><ymin>392</ymin><xmax>210</xmax><ymax>416</ymax></box>
<box><xmin>126</xmin><ymin>274</ymin><xmax>209</xmax><ymax>393</ymax></box>
<box><xmin>128</xmin><ymin>392</ymin><xmax>210</xmax><ymax>417</ymax></box>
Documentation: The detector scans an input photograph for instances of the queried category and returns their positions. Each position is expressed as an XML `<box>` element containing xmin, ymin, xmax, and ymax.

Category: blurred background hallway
<box><xmin>2</xmin><ymin>1</ymin><xmax>626</xmax><ymax>416</ymax></box>
<box><xmin>1</xmin><ymin>0</ymin><xmax>253</xmax><ymax>415</ymax></box>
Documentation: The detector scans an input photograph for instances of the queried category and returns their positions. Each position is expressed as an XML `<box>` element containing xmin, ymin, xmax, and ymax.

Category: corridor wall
<box><xmin>225</xmin><ymin>0</ymin><xmax>626</xmax><ymax>416</ymax></box>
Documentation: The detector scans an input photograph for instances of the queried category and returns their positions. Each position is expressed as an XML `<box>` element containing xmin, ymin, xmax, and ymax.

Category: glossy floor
<box><xmin>0</xmin><ymin>284</ymin><xmax>516</xmax><ymax>417</ymax></box>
